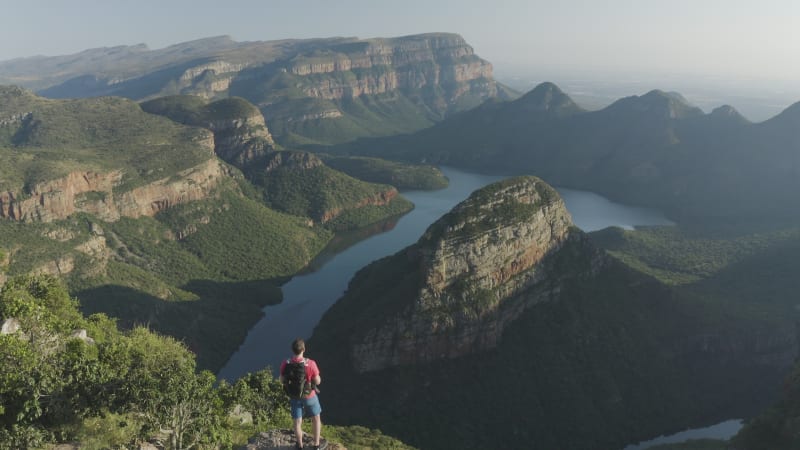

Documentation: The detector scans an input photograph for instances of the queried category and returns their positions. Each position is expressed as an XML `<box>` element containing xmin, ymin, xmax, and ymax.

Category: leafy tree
<box><xmin>219</xmin><ymin>368</ymin><xmax>289</xmax><ymax>430</ymax></box>
<box><xmin>0</xmin><ymin>275</ymin><xmax>82</xmax><ymax>335</ymax></box>
<box><xmin>120</xmin><ymin>328</ymin><xmax>229</xmax><ymax>449</ymax></box>
<box><xmin>0</xmin><ymin>335</ymin><xmax>56</xmax><ymax>447</ymax></box>
<box><xmin>0</xmin><ymin>274</ymin><xmax>407</xmax><ymax>449</ymax></box>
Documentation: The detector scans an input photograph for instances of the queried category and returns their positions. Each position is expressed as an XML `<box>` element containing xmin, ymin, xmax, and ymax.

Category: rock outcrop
<box><xmin>140</xmin><ymin>96</ymin><xmax>276</xmax><ymax>168</ymax></box>
<box><xmin>349</xmin><ymin>176</ymin><xmax>578</xmax><ymax>372</ymax></box>
<box><xmin>247</xmin><ymin>33</ymin><xmax>508</xmax><ymax>143</ymax></box>
<box><xmin>205</xmin><ymin>111</ymin><xmax>275</xmax><ymax>167</ymax></box>
<box><xmin>241</xmin><ymin>430</ymin><xmax>339</xmax><ymax>450</ymax></box>
<box><xmin>284</xmin><ymin>33</ymin><xmax>495</xmax><ymax>101</ymax></box>
<box><xmin>0</xmin><ymin>158</ymin><xmax>227</xmax><ymax>223</ymax></box>
<box><xmin>1</xmin><ymin>318</ymin><xmax>21</xmax><ymax>335</ymax></box>
<box><xmin>177</xmin><ymin>60</ymin><xmax>248</xmax><ymax>98</ymax></box>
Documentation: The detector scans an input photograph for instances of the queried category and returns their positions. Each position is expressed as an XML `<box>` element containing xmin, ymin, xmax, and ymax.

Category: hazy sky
<box><xmin>2</xmin><ymin>0</ymin><xmax>799</xmax><ymax>82</ymax></box>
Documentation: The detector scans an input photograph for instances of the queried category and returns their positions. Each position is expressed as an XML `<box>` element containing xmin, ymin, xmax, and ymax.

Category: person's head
<box><xmin>291</xmin><ymin>338</ymin><xmax>305</xmax><ymax>356</ymax></box>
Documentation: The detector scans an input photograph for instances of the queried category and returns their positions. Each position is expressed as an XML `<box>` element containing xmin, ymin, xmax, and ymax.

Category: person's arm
<box><xmin>311</xmin><ymin>360</ymin><xmax>321</xmax><ymax>386</ymax></box>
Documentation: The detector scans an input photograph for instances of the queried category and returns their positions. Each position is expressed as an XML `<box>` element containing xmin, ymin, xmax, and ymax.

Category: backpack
<box><xmin>282</xmin><ymin>358</ymin><xmax>312</xmax><ymax>399</ymax></box>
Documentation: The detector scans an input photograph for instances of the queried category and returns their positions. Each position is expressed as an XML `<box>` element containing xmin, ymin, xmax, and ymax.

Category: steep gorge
<box><xmin>310</xmin><ymin>177</ymin><xmax>795</xmax><ymax>450</ymax></box>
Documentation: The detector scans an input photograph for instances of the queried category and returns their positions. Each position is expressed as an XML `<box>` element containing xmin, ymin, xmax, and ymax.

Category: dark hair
<box><xmin>292</xmin><ymin>338</ymin><xmax>305</xmax><ymax>355</ymax></box>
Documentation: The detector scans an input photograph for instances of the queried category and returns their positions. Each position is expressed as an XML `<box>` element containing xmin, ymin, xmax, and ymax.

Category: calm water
<box><xmin>623</xmin><ymin>419</ymin><xmax>743</xmax><ymax>449</ymax></box>
<box><xmin>216</xmin><ymin>167</ymin><xmax>673</xmax><ymax>380</ymax></box>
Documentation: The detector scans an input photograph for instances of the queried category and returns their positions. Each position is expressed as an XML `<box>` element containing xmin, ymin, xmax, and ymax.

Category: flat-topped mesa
<box><xmin>350</xmin><ymin>176</ymin><xmax>576</xmax><ymax>372</ymax></box>
<box><xmin>287</xmin><ymin>33</ymin><xmax>495</xmax><ymax>100</ymax></box>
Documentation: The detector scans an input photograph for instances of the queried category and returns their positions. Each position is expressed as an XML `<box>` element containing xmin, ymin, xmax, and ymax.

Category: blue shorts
<box><xmin>290</xmin><ymin>394</ymin><xmax>322</xmax><ymax>419</ymax></box>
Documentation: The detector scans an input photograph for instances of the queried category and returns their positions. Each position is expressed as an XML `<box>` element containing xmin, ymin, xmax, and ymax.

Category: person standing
<box><xmin>280</xmin><ymin>338</ymin><xmax>323</xmax><ymax>450</ymax></box>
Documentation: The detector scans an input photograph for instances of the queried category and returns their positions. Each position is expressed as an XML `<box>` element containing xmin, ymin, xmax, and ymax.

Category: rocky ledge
<box><xmin>0</xmin><ymin>158</ymin><xmax>227</xmax><ymax>223</ymax></box>
<box><xmin>242</xmin><ymin>430</ymin><xmax>339</xmax><ymax>450</ymax></box>
<box><xmin>287</xmin><ymin>33</ymin><xmax>496</xmax><ymax>101</ymax></box>
<box><xmin>350</xmin><ymin>176</ymin><xmax>580</xmax><ymax>372</ymax></box>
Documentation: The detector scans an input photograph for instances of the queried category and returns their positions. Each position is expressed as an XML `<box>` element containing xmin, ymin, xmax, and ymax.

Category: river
<box><xmin>217</xmin><ymin>167</ymin><xmax>673</xmax><ymax>381</ymax></box>
<box><xmin>623</xmin><ymin>419</ymin><xmax>743</xmax><ymax>449</ymax></box>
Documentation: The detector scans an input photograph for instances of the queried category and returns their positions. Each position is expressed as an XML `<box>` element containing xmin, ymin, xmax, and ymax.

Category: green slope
<box><xmin>0</xmin><ymin>87</ymin><xmax>336</xmax><ymax>370</ymax></box>
<box><xmin>320</xmin><ymin>155</ymin><xmax>448</xmax><ymax>191</ymax></box>
<box><xmin>0</xmin><ymin>86</ymin><xmax>213</xmax><ymax>193</ymax></box>
<box><xmin>0</xmin><ymin>178</ymin><xmax>332</xmax><ymax>370</ymax></box>
<box><xmin>248</xmin><ymin>152</ymin><xmax>414</xmax><ymax>231</ymax></box>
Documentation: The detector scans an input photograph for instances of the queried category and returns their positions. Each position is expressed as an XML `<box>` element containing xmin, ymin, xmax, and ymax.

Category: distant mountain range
<box><xmin>0</xmin><ymin>33</ymin><xmax>516</xmax><ymax>146</ymax></box>
<box><xmin>332</xmin><ymin>82</ymin><xmax>800</xmax><ymax>224</ymax></box>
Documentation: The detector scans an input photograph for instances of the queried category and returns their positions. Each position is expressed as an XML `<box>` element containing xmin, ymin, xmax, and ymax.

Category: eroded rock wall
<box><xmin>350</xmin><ymin>177</ymin><xmax>578</xmax><ymax>372</ymax></box>
<box><xmin>0</xmin><ymin>159</ymin><xmax>227</xmax><ymax>223</ymax></box>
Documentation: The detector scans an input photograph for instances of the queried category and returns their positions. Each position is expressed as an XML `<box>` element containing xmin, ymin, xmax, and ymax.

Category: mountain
<box><xmin>248</xmin><ymin>151</ymin><xmax>413</xmax><ymax>230</ymax></box>
<box><xmin>0</xmin><ymin>33</ymin><xmax>516</xmax><ymax>146</ymax></box>
<box><xmin>0</xmin><ymin>86</ymin><xmax>446</xmax><ymax>369</ymax></box>
<box><xmin>334</xmin><ymin>82</ymin><xmax>800</xmax><ymax>225</ymax></box>
<box><xmin>140</xmin><ymin>94</ymin><xmax>418</xmax><ymax>229</ymax></box>
<box><xmin>140</xmin><ymin>95</ymin><xmax>277</xmax><ymax>167</ymax></box>
<box><xmin>0</xmin><ymin>86</ymin><xmax>340</xmax><ymax>369</ymax></box>
<box><xmin>309</xmin><ymin>177</ymin><xmax>795</xmax><ymax>449</ymax></box>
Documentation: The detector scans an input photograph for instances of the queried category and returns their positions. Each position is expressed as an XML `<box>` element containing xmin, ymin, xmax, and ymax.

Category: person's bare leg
<box><xmin>312</xmin><ymin>414</ymin><xmax>322</xmax><ymax>446</ymax></box>
<box><xmin>294</xmin><ymin>417</ymin><xmax>304</xmax><ymax>447</ymax></box>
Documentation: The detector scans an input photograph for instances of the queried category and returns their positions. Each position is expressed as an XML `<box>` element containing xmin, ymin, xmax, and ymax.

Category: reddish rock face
<box><xmin>0</xmin><ymin>159</ymin><xmax>226</xmax><ymax>223</ymax></box>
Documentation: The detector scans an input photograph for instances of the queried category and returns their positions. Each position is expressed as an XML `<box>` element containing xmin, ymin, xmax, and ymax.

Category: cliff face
<box><xmin>247</xmin><ymin>34</ymin><xmax>505</xmax><ymax>145</ymax></box>
<box><xmin>177</xmin><ymin>60</ymin><xmax>248</xmax><ymax>98</ymax></box>
<box><xmin>349</xmin><ymin>176</ymin><xmax>577</xmax><ymax>372</ymax></box>
<box><xmin>140</xmin><ymin>96</ymin><xmax>277</xmax><ymax>168</ymax></box>
<box><xmin>285</xmin><ymin>34</ymin><xmax>496</xmax><ymax>102</ymax></box>
<box><xmin>0</xmin><ymin>158</ymin><xmax>227</xmax><ymax>223</ymax></box>
<box><xmin>204</xmin><ymin>110</ymin><xmax>275</xmax><ymax>167</ymax></box>
<box><xmin>309</xmin><ymin>177</ymin><xmax>795</xmax><ymax>449</ymax></box>
<box><xmin>17</xmin><ymin>33</ymin><xmax>510</xmax><ymax>145</ymax></box>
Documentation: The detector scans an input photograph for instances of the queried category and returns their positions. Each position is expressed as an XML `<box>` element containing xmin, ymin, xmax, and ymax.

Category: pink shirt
<box><xmin>280</xmin><ymin>356</ymin><xmax>320</xmax><ymax>399</ymax></box>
